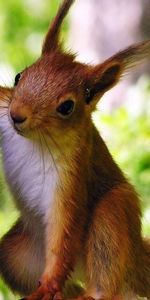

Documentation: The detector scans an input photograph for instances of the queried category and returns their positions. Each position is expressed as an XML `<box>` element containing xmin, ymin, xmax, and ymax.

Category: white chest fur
<box><xmin>0</xmin><ymin>115</ymin><xmax>58</xmax><ymax>224</ymax></box>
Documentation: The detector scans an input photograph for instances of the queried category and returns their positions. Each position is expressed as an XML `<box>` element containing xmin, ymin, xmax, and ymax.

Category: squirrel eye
<box><xmin>57</xmin><ymin>100</ymin><xmax>75</xmax><ymax>117</ymax></box>
<box><xmin>14</xmin><ymin>73</ymin><xmax>21</xmax><ymax>86</ymax></box>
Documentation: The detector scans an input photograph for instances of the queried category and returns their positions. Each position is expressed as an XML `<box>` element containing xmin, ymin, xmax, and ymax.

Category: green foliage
<box><xmin>0</xmin><ymin>279</ymin><xmax>16</xmax><ymax>300</ymax></box>
<box><xmin>0</xmin><ymin>0</ymin><xmax>67</xmax><ymax>75</ymax></box>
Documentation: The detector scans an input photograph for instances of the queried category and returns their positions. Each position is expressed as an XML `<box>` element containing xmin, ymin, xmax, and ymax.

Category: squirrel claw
<box><xmin>18</xmin><ymin>289</ymin><xmax>62</xmax><ymax>300</ymax></box>
<box><xmin>69</xmin><ymin>297</ymin><xmax>94</xmax><ymax>300</ymax></box>
<box><xmin>53</xmin><ymin>292</ymin><xmax>64</xmax><ymax>300</ymax></box>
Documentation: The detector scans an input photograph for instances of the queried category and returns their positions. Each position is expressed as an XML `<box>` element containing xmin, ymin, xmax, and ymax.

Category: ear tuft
<box><xmin>42</xmin><ymin>0</ymin><xmax>75</xmax><ymax>54</ymax></box>
<box><xmin>85</xmin><ymin>40</ymin><xmax>150</xmax><ymax>105</ymax></box>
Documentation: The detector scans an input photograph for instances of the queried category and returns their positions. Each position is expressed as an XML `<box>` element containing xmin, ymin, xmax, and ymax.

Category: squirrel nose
<box><xmin>10</xmin><ymin>111</ymin><xmax>27</xmax><ymax>125</ymax></box>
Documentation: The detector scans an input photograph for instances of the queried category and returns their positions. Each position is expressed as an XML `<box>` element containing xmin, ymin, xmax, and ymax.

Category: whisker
<box><xmin>24</xmin><ymin>131</ymin><xmax>36</xmax><ymax>169</ymax></box>
<box><xmin>0</xmin><ymin>77</ymin><xmax>7</xmax><ymax>87</ymax></box>
<box><xmin>0</xmin><ymin>125</ymin><xmax>16</xmax><ymax>141</ymax></box>
<box><xmin>0</xmin><ymin>113</ymin><xmax>8</xmax><ymax>119</ymax></box>
<box><xmin>0</xmin><ymin>106</ymin><xmax>9</xmax><ymax>109</ymax></box>
<box><xmin>40</xmin><ymin>131</ymin><xmax>62</xmax><ymax>186</ymax></box>
<box><xmin>1</xmin><ymin>100</ymin><xmax>9</xmax><ymax>106</ymax></box>
<box><xmin>43</xmin><ymin>127</ymin><xmax>67</xmax><ymax>165</ymax></box>
<box><xmin>0</xmin><ymin>99</ymin><xmax>9</xmax><ymax>107</ymax></box>
<box><xmin>39</xmin><ymin>130</ymin><xmax>58</xmax><ymax>190</ymax></box>
<box><xmin>48</xmin><ymin>133</ymin><xmax>66</xmax><ymax>163</ymax></box>
<box><xmin>37</xmin><ymin>129</ymin><xmax>47</xmax><ymax>196</ymax></box>
<box><xmin>3</xmin><ymin>96</ymin><xmax>10</xmax><ymax>102</ymax></box>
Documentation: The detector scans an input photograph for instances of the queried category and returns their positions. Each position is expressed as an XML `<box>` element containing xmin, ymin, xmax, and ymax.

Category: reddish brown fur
<box><xmin>0</xmin><ymin>219</ymin><xmax>45</xmax><ymax>295</ymax></box>
<box><xmin>42</xmin><ymin>0</ymin><xmax>75</xmax><ymax>53</ymax></box>
<box><xmin>0</xmin><ymin>1</ymin><xmax>150</xmax><ymax>300</ymax></box>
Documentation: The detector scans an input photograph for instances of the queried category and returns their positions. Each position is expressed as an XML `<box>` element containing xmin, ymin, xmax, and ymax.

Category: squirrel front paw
<box><xmin>20</xmin><ymin>292</ymin><xmax>95</xmax><ymax>300</ymax></box>
<box><xmin>20</xmin><ymin>279</ymin><xmax>61</xmax><ymax>300</ymax></box>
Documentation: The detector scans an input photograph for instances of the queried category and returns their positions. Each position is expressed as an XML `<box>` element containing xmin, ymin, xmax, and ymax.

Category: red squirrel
<box><xmin>0</xmin><ymin>1</ymin><xmax>149</xmax><ymax>300</ymax></box>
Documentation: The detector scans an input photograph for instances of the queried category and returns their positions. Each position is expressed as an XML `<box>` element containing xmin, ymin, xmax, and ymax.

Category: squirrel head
<box><xmin>7</xmin><ymin>0</ymin><xmax>150</xmax><ymax>139</ymax></box>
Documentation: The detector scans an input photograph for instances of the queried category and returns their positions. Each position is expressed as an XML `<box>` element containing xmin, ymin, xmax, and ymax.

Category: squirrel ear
<box><xmin>42</xmin><ymin>0</ymin><xmax>75</xmax><ymax>54</ymax></box>
<box><xmin>85</xmin><ymin>40</ymin><xmax>150</xmax><ymax>104</ymax></box>
<box><xmin>85</xmin><ymin>62</ymin><xmax>121</xmax><ymax>104</ymax></box>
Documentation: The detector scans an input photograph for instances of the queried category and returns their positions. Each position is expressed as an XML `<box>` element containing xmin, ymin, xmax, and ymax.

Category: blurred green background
<box><xmin>0</xmin><ymin>0</ymin><xmax>149</xmax><ymax>299</ymax></box>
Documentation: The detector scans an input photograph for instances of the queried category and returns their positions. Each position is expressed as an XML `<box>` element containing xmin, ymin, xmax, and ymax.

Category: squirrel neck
<box><xmin>0</xmin><ymin>113</ymin><xmax>126</xmax><ymax>228</ymax></box>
